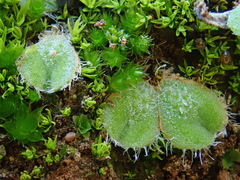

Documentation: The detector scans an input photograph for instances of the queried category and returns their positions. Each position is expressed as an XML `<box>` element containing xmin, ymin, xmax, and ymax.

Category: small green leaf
<box><xmin>73</xmin><ymin>114</ymin><xmax>92</xmax><ymax>134</ymax></box>
<box><xmin>15</xmin><ymin>103</ymin><xmax>43</xmax><ymax>133</ymax></box>
<box><xmin>220</xmin><ymin>64</ymin><xmax>238</xmax><ymax>70</ymax></box>
<box><xmin>222</xmin><ymin>148</ymin><xmax>240</xmax><ymax>168</ymax></box>
<box><xmin>0</xmin><ymin>93</ymin><xmax>20</xmax><ymax>118</ymax></box>
<box><xmin>0</xmin><ymin>40</ymin><xmax>24</xmax><ymax>68</ymax></box>
<box><xmin>44</xmin><ymin>136</ymin><xmax>57</xmax><ymax>151</ymax></box>
<box><xmin>2</xmin><ymin>102</ymin><xmax>44</xmax><ymax>144</ymax></box>
<box><xmin>27</xmin><ymin>130</ymin><xmax>44</xmax><ymax>142</ymax></box>
<box><xmin>92</xmin><ymin>135</ymin><xmax>111</xmax><ymax>159</ymax></box>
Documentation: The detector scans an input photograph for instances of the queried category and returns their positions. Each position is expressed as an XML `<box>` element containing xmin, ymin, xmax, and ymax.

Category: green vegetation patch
<box><xmin>16</xmin><ymin>33</ymin><xmax>80</xmax><ymax>93</ymax></box>
<box><xmin>102</xmin><ymin>82</ymin><xmax>159</xmax><ymax>149</ymax></box>
<box><xmin>227</xmin><ymin>5</ymin><xmax>240</xmax><ymax>35</ymax></box>
<box><xmin>102</xmin><ymin>74</ymin><xmax>228</xmax><ymax>154</ymax></box>
<box><xmin>158</xmin><ymin>77</ymin><xmax>228</xmax><ymax>150</ymax></box>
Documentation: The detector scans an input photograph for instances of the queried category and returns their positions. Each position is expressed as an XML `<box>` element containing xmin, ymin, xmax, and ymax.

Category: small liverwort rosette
<box><xmin>16</xmin><ymin>30</ymin><xmax>80</xmax><ymax>93</ymax></box>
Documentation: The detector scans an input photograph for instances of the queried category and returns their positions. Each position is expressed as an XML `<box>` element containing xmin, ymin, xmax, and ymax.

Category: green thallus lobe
<box><xmin>16</xmin><ymin>30</ymin><xmax>80</xmax><ymax>93</ymax></box>
<box><xmin>102</xmin><ymin>75</ymin><xmax>228</xmax><ymax>160</ymax></box>
<box><xmin>158</xmin><ymin>76</ymin><xmax>228</xmax><ymax>150</ymax></box>
<box><xmin>103</xmin><ymin>82</ymin><xmax>159</xmax><ymax>149</ymax></box>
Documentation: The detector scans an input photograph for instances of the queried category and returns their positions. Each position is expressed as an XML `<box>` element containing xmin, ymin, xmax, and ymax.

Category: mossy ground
<box><xmin>0</xmin><ymin>26</ymin><xmax>240</xmax><ymax>180</ymax></box>
<box><xmin>1</xmin><ymin>1</ymin><xmax>240</xmax><ymax>180</ymax></box>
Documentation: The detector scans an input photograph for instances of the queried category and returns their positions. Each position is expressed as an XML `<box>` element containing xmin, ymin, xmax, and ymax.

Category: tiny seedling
<box><xmin>20</xmin><ymin>171</ymin><xmax>31</xmax><ymax>180</ymax></box>
<box><xmin>124</xmin><ymin>171</ymin><xmax>136</xmax><ymax>180</ymax></box>
<box><xmin>60</xmin><ymin>107</ymin><xmax>71</xmax><ymax>117</ymax></box>
<box><xmin>178</xmin><ymin>59</ymin><xmax>199</xmax><ymax>77</ymax></box>
<box><xmin>151</xmin><ymin>0</ymin><xmax>194</xmax><ymax>36</ymax></box>
<box><xmin>21</xmin><ymin>146</ymin><xmax>39</xmax><ymax>160</ymax></box>
<box><xmin>44</xmin><ymin>153</ymin><xmax>53</xmax><ymax>163</ymax></box>
<box><xmin>30</xmin><ymin>165</ymin><xmax>45</xmax><ymax>179</ymax></box>
<box><xmin>92</xmin><ymin>135</ymin><xmax>111</xmax><ymax>159</ymax></box>
<box><xmin>44</xmin><ymin>135</ymin><xmax>57</xmax><ymax>152</ymax></box>
<box><xmin>222</xmin><ymin>148</ymin><xmax>240</xmax><ymax>168</ymax></box>
<box><xmin>54</xmin><ymin>154</ymin><xmax>61</xmax><ymax>162</ymax></box>
<box><xmin>92</xmin><ymin>117</ymin><xmax>103</xmax><ymax>130</ymax></box>
<box><xmin>182</xmin><ymin>39</ymin><xmax>196</xmax><ymax>52</ymax></box>
<box><xmin>90</xmin><ymin>79</ymin><xmax>108</xmax><ymax>93</ymax></box>
<box><xmin>73</xmin><ymin>114</ymin><xmax>92</xmax><ymax>138</ymax></box>
<box><xmin>38</xmin><ymin>108</ymin><xmax>55</xmax><ymax>133</ymax></box>
<box><xmin>99</xmin><ymin>167</ymin><xmax>107</xmax><ymax>175</ymax></box>
<box><xmin>67</xmin><ymin>16</ymin><xmax>86</xmax><ymax>44</ymax></box>
<box><xmin>82</xmin><ymin>97</ymin><xmax>97</xmax><ymax>112</ymax></box>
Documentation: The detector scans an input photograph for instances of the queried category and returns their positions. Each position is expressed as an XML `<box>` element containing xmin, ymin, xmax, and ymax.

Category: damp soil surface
<box><xmin>1</xmin><ymin>16</ymin><xmax>240</xmax><ymax>180</ymax></box>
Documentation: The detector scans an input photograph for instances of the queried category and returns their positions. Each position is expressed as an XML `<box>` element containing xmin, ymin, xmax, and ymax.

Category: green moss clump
<box><xmin>90</xmin><ymin>28</ymin><xmax>107</xmax><ymax>47</ymax></box>
<box><xmin>129</xmin><ymin>35</ymin><xmax>152</xmax><ymax>55</ymax></box>
<box><xmin>109</xmin><ymin>63</ymin><xmax>146</xmax><ymax>91</ymax></box>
